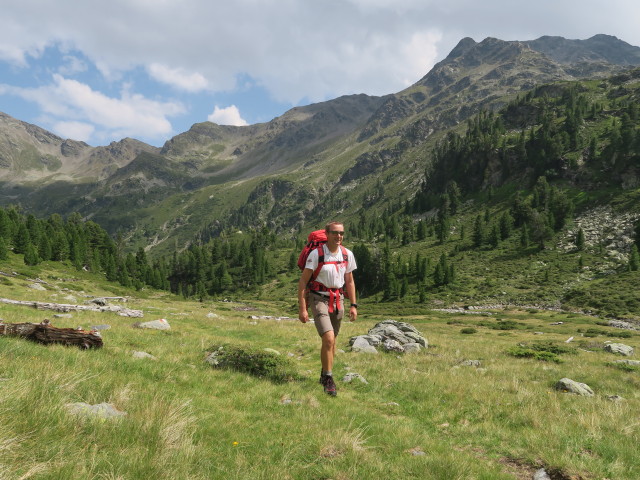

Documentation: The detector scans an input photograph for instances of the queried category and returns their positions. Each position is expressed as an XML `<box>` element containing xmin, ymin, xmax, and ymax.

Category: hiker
<box><xmin>298</xmin><ymin>221</ymin><xmax>357</xmax><ymax>396</ymax></box>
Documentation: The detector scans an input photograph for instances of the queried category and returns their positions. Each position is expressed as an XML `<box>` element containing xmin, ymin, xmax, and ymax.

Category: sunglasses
<box><xmin>328</xmin><ymin>230</ymin><xmax>345</xmax><ymax>235</ymax></box>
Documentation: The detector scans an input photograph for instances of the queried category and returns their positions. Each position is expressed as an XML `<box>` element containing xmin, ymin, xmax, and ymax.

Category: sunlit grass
<box><xmin>0</xmin><ymin>265</ymin><xmax>639</xmax><ymax>479</ymax></box>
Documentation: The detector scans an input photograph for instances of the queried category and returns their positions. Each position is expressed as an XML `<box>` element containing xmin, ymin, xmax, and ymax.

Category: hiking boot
<box><xmin>321</xmin><ymin>374</ymin><xmax>337</xmax><ymax>397</ymax></box>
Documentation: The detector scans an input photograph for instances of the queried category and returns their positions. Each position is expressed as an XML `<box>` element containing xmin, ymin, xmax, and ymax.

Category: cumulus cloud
<box><xmin>0</xmin><ymin>0</ymin><xmax>639</xmax><ymax>145</ymax></box>
<box><xmin>208</xmin><ymin>105</ymin><xmax>248</xmax><ymax>126</ymax></box>
<box><xmin>148</xmin><ymin>63</ymin><xmax>209</xmax><ymax>92</ymax></box>
<box><xmin>5</xmin><ymin>74</ymin><xmax>185</xmax><ymax>142</ymax></box>
<box><xmin>51</xmin><ymin>120</ymin><xmax>95</xmax><ymax>141</ymax></box>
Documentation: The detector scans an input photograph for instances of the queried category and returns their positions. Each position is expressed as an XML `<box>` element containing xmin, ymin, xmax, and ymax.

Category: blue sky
<box><xmin>1</xmin><ymin>0</ymin><xmax>639</xmax><ymax>147</ymax></box>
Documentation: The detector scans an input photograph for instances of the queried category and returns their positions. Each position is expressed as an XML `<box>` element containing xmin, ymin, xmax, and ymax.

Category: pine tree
<box><xmin>0</xmin><ymin>236</ymin><xmax>8</xmax><ymax>260</ymax></box>
<box><xmin>24</xmin><ymin>243</ymin><xmax>40</xmax><ymax>266</ymax></box>
<box><xmin>499</xmin><ymin>212</ymin><xmax>514</xmax><ymax>240</ymax></box>
<box><xmin>576</xmin><ymin>228</ymin><xmax>585</xmax><ymax>251</ymax></box>
<box><xmin>629</xmin><ymin>245</ymin><xmax>640</xmax><ymax>272</ymax></box>
<box><xmin>472</xmin><ymin>215</ymin><xmax>485</xmax><ymax>248</ymax></box>
<box><xmin>13</xmin><ymin>223</ymin><xmax>30</xmax><ymax>255</ymax></box>
<box><xmin>520</xmin><ymin>223</ymin><xmax>530</xmax><ymax>248</ymax></box>
<box><xmin>489</xmin><ymin>223</ymin><xmax>500</xmax><ymax>248</ymax></box>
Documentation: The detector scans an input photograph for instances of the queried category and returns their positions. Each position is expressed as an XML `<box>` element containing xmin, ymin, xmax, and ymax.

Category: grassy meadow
<box><xmin>0</xmin><ymin>256</ymin><xmax>639</xmax><ymax>480</ymax></box>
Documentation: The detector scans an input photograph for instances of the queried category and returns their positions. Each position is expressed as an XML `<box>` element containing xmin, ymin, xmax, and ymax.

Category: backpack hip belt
<box><xmin>309</xmin><ymin>282</ymin><xmax>344</xmax><ymax>313</ymax></box>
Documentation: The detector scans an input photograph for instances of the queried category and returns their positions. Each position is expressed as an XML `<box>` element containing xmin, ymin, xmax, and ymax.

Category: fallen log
<box><xmin>0</xmin><ymin>320</ymin><xmax>103</xmax><ymax>349</ymax></box>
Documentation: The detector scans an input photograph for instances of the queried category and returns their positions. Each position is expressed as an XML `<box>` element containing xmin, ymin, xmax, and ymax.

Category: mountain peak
<box><xmin>525</xmin><ymin>34</ymin><xmax>640</xmax><ymax>65</ymax></box>
<box><xmin>447</xmin><ymin>37</ymin><xmax>477</xmax><ymax>59</ymax></box>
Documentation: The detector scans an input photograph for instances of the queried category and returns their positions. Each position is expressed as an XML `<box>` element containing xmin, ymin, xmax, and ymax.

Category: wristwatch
<box><xmin>350</xmin><ymin>303</ymin><xmax>358</xmax><ymax>308</ymax></box>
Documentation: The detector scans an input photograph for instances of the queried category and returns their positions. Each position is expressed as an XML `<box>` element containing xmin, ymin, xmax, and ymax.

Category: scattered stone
<box><xmin>460</xmin><ymin>360</ymin><xmax>481</xmax><ymax>367</ymax></box>
<box><xmin>565</xmin><ymin>337</ymin><xmax>574</xmax><ymax>343</ymax></box>
<box><xmin>604</xmin><ymin>343</ymin><xmax>634</xmax><ymax>356</ymax></box>
<box><xmin>53</xmin><ymin>314</ymin><xmax>73</xmax><ymax>319</ymax></box>
<box><xmin>91</xmin><ymin>324</ymin><xmax>111</xmax><ymax>331</ymax></box>
<box><xmin>133</xmin><ymin>319</ymin><xmax>170</xmax><ymax>330</ymax></box>
<box><xmin>534</xmin><ymin>332</ymin><xmax>544</xmax><ymax>335</ymax></box>
<box><xmin>28</xmin><ymin>283</ymin><xmax>47</xmax><ymax>291</ymax></box>
<box><xmin>206</xmin><ymin>312</ymin><xmax>219</xmax><ymax>319</ymax></box>
<box><xmin>63</xmin><ymin>295</ymin><xmax>78</xmax><ymax>302</ymax></box>
<box><xmin>248</xmin><ymin>315</ymin><xmax>295</xmax><ymax>321</ymax></box>
<box><xmin>349</xmin><ymin>320</ymin><xmax>427</xmax><ymax>354</ymax></box>
<box><xmin>403</xmin><ymin>343</ymin><xmax>422</xmax><ymax>354</ymax></box>
<box><xmin>263</xmin><ymin>348</ymin><xmax>281</xmax><ymax>356</ymax></box>
<box><xmin>615</xmin><ymin>359</ymin><xmax>640</xmax><ymax>367</ymax></box>
<box><xmin>89</xmin><ymin>298</ymin><xmax>108</xmax><ymax>306</ymax></box>
<box><xmin>533</xmin><ymin>468</ymin><xmax>552</xmax><ymax>480</ymax></box>
<box><xmin>382</xmin><ymin>339</ymin><xmax>404</xmax><ymax>353</ymax></box>
<box><xmin>606</xmin><ymin>395</ymin><xmax>625</xmax><ymax>402</ymax></box>
<box><xmin>608</xmin><ymin>320</ymin><xmax>640</xmax><ymax>331</ymax></box>
<box><xmin>550</xmin><ymin>322</ymin><xmax>564</xmax><ymax>325</ymax></box>
<box><xmin>384</xmin><ymin>402</ymin><xmax>400</xmax><ymax>407</ymax></box>
<box><xmin>132</xmin><ymin>351</ymin><xmax>157</xmax><ymax>360</ymax></box>
<box><xmin>350</xmin><ymin>336</ymin><xmax>378</xmax><ymax>354</ymax></box>
<box><xmin>407</xmin><ymin>447</ymin><xmax>426</xmax><ymax>456</ymax></box>
<box><xmin>555</xmin><ymin>378</ymin><xmax>594</xmax><ymax>396</ymax></box>
<box><xmin>65</xmin><ymin>402</ymin><xmax>126</xmax><ymax>419</ymax></box>
<box><xmin>342</xmin><ymin>373</ymin><xmax>368</xmax><ymax>384</ymax></box>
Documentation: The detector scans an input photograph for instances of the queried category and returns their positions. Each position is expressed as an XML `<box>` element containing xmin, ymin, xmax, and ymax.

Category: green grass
<box><xmin>0</xmin><ymin>260</ymin><xmax>639</xmax><ymax>479</ymax></box>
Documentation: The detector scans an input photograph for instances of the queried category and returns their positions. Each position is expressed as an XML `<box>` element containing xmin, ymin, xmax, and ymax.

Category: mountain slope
<box><xmin>0</xmin><ymin>34</ymin><xmax>639</xmax><ymax>251</ymax></box>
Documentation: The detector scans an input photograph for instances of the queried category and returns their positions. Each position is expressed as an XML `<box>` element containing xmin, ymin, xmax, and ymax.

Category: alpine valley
<box><xmin>1</xmin><ymin>34</ymin><xmax>640</xmax><ymax>319</ymax></box>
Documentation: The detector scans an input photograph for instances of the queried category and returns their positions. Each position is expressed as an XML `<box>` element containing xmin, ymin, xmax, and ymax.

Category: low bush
<box><xmin>506</xmin><ymin>341</ymin><xmax>576</xmax><ymax>363</ymax></box>
<box><xmin>205</xmin><ymin>344</ymin><xmax>300</xmax><ymax>383</ymax></box>
<box><xmin>460</xmin><ymin>327</ymin><xmax>477</xmax><ymax>334</ymax></box>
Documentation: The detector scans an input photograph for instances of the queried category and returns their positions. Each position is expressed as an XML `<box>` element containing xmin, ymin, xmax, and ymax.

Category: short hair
<box><xmin>324</xmin><ymin>221</ymin><xmax>344</xmax><ymax>232</ymax></box>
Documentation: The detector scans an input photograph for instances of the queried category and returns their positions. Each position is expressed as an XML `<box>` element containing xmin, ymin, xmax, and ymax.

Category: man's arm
<box><xmin>344</xmin><ymin>271</ymin><xmax>357</xmax><ymax>322</ymax></box>
<box><xmin>298</xmin><ymin>268</ymin><xmax>313</xmax><ymax>323</ymax></box>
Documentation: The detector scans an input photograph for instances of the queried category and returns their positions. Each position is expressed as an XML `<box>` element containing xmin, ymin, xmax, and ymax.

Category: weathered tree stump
<box><xmin>0</xmin><ymin>320</ymin><xmax>103</xmax><ymax>349</ymax></box>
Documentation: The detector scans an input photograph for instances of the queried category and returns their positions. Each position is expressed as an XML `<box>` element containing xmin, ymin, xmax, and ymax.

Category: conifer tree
<box><xmin>0</xmin><ymin>209</ymin><xmax>14</xmax><ymax>241</ymax></box>
<box><xmin>520</xmin><ymin>223</ymin><xmax>530</xmax><ymax>248</ymax></box>
<box><xmin>489</xmin><ymin>223</ymin><xmax>501</xmax><ymax>248</ymax></box>
<box><xmin>0</xmin><ymin>236</ymin><xmax>8</xmax><ymax>260</ymax></box>
<box><xmin>499</xmin><ymin>212</ymin><xmax>514</xmax><ymax>240</ymax></box>
<box><xmin>24</xmin><ymin>243</ymin><xmax>40</xmax><ymax>266</ymax></box>
<box><xmin>576</xmin><ymin>228</ymin><xmax>585</xmax><ymax>251</ymax></box>
<box><xmin>472</xmin><ymin>215</ymin><xmax>485</xmax><ymax>248</ymax></box>
<box><xmin>629</xmin><ymin>245</ymin><xmax>640</xmax><ymax>272</ymax></box>
<box><xmin>13</xmin><ymin>223</ymin><xmax>30</xmax><ymax>255</ymax></box>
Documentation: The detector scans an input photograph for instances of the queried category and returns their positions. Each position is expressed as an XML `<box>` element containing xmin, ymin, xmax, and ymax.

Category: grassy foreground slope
<box><xmin>0</xmin><ymin>254</ymin><xmax>639</xmax><ymax>479</ymax></box>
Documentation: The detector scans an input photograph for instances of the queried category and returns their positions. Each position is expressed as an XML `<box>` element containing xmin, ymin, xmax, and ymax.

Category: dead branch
<box><xmin>0</xmin><ymin>320</ymin><xmax>103</xmax><ymax>349</ymax></box>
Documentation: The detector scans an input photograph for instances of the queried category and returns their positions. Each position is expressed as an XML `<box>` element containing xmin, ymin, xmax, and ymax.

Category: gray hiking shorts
<box><xmin>310</xmin><ymin>291</ymin><xmax>344</xmax><ymax>337</ymax></box>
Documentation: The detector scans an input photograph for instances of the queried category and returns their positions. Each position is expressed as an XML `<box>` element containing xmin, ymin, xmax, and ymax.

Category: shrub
<box><xmin>460</xmin><ymin>328</ymin><xmax>478</xmax><ymax>334</ymax></box>
<box><xmin>507</xmin><ymin>346</ymin><xmax>562</xmax><ymax>363</ymax></box>
<box><xmin>506</xmin><ymin>341</ymin><xmax>576</xmax><ymax>363</ymax></box>
<box><xmin>490</xmin><ymin>320</ymin><xmax>521</xmax><ymax>330</ymax></box>
<box><xmin>608</xmin><ymin>331</ymin><xmax>633</xmax><ymax>338</ymax></box>
<box><xmin>610</xmin><ymin>362</ymin><xmax>638</xmax><ymax>372</ymax></box>
<box><xmin>584</xmin><ymin>328</ymin><xmax>607</xmax><ymax>337</ymax></box>
<box><xmin>205</xmin><ymin>344</ymin><xmax>300</xmax><ymax>383</ymax></box>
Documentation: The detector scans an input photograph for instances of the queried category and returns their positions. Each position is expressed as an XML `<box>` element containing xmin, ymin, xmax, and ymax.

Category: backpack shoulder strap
<box><xmin>311</xmin><ymin>245</ymin><xmax>325</xmax><ymax>281</ymax></box>
<box><xmin>340</xmin><ymin>245</ymin><xmax>348</xmax><ymax>264</ymax></box>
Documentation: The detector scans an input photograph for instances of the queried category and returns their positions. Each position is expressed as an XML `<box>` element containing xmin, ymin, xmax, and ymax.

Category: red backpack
<box><xmin>298</xmin><ymin>230</ymin><xmax>349</xmax><ymax>312</ymax></box>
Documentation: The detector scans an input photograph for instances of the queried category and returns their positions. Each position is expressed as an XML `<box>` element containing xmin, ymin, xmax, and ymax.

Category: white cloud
<box><xmin>58</xmin><ymin>55</ymin><xmax>88</xmax><ymax>76</ymax></box>
<box><xmin>148</xmin><ymin>63</ymin><xmax>209</xmax><ymax>92</ymax></box>
<box><xmin>1</xmin><ymin>0</ymin><xmax>640</xmax><ymax>144</ymax></box>
<box><xmin>208</xmin><ymin>105</ymin><xmax>248</xmax><ymax>126</ymax></box>
<box><xmin>4</xmin><ymin>74</ymin><xmax>185</xmax><ymax>142</ymax></box>
<box><xmin>52</xmin><ymin>120</ymin><xmax>94</xmax><ymax>141</ymax></box>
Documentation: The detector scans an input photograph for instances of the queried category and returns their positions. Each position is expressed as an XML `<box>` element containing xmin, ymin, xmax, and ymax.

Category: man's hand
<box><xmin>349</xmin><ymin>306</ymin><xmax>357</xmax><ymax>322</ymax></box>
<box><xmin>299</xmin><ymin>309</ymin><xmax>309</xmax><ymax>323</ymax></box>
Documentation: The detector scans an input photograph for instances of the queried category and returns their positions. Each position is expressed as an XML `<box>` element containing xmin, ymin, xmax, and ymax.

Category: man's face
<box><xmin>327</xmin><ymin>224</ymin><xmax>344</xmax><ymax>245</ymax></box>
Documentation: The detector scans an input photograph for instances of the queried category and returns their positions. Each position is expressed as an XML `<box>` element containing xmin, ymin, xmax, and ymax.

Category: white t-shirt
<box><xmin>305</xmin><ymin>244</ymin><xmax>357</xmax><ymax>289</ymax></box>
